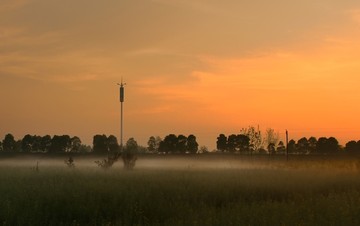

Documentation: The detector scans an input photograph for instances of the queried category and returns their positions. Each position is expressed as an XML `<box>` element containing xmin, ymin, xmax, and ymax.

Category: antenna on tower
<box><xmin>117</xmin><ymin>79</ymin><xmax>126</xmax><ymax>103</ymax></box>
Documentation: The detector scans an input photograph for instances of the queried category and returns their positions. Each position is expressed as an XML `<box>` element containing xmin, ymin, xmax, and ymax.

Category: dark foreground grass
<box><xmin>1</xmin><ymin>161</ymin><xmax>360</xmax><ymax>225</ymax></box>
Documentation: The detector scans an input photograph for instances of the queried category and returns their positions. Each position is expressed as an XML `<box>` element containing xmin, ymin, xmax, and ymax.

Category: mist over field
<box><xmin>1</xmin><ymin>154</ymin><xmax>360</xmax><ymax>225</ymax></box>
<box><xmin>1</xmin><ymin>154</ymin><xmax>360</xmax><ymax>171</ymax></box>
<box><xmin>0</xmin><ymin>154</ymin><xmax>266</xmax><ymax>170</ymax></box>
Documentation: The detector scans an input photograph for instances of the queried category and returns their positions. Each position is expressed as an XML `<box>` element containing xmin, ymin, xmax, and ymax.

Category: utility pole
<box><xmin>117</xmin><ymin>79</ymin><xmax>126</xmax><ymax>151</ymax></box>
<box><xmin>286</xmin><ymin>130</ymin><xmax>289</xmax><ymax>161</ymax></box>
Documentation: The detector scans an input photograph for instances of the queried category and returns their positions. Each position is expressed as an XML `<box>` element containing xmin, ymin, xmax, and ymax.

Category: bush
<box><xmin>122</xmin><ymin>152</ymin><xmax>137</xmax><ymax>170</ymax></box>
<box><xmin>95</xmin><ymin>153</ymin><xmax>120</xmax><ymax>169</ymax></box>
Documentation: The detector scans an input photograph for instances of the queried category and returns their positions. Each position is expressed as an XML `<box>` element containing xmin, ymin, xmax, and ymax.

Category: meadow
<box><xmin>1</xmin><ymin>154</ymin><xmax>360</xmax><ymax>225</ymax></box>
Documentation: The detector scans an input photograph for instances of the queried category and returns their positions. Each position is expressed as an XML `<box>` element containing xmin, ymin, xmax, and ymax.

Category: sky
<box><xmin>1</xmin><ymin>0</ymin><xmax>360</xmax><ymax>150</ymax></box>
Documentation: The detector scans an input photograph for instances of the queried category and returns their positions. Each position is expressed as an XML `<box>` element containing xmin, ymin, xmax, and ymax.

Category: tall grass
<box><xmin>1</xmin><ymin>156</ymin><xmax>360</xmax><ymax>225</ymax></box>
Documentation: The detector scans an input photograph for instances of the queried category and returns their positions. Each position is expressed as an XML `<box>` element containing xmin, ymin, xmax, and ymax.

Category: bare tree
<box><xmin>264</xmin><ymin>128</ymin><xmax>279</xmax><ymax>153</ymax></box>
<box><xmin>240</xmin><ymin>126</ymin><xmax>263</xmax><ymax>154</ymax></box>
<box><xmin>198</xmin><ymin>145</ymin><xmax>209</xmax><ymax>154</ymax></box>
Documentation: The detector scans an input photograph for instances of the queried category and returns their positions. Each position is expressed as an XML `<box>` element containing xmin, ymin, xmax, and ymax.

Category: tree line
<box><xmin>0</xmin><ymin>133</ymin><xmax>200</xmax><ymax>154</ymax></box>
<box><xmin>216</xmin><ymin>126</ymin><xmax>360</xmax><ymax>155</ymax></box>
<box><xmin>0</xmin><ymin>133</ymin><xmax>139</xmax><ymax>154</ymax></box>
<box><xmin>0</xmin><ymin>134</ymin><xmax>92</xmax><ymax>153</ymax></box>
<box><xmin>1</xmin><ymin>129</ymin><xmax>360</xmax><ymax>155</ymax></box>
<box><xmin>147</xmin><ymin>134</ymin><xmax>199</xmax><ymax>154</ymax></box>
<box><xmin>216</xmin><ymin>127</ymin><xmax>281</xmax><ymax>154</ymax></box>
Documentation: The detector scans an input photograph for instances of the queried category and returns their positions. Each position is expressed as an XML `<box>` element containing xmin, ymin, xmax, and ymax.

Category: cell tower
<box><xmin>286</xmin><ymin>130</ymin><xmax>289</xmax><ymax>161</ymax></box>
<box><xmin>117</xmin><ymin>79</ymin><xmax>126</xmax><ymax>151</ymax></box>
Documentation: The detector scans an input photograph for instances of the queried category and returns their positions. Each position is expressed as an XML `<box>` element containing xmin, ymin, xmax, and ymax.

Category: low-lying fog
<box><xmin>0</xmin><ymin>155</ymin><xmax>274</xmax><ymax>170</ymax></box>
<box><xmin>1</xmin><ymin>155</ymin><xmax>358</xmax><ymax>172</ymax></box>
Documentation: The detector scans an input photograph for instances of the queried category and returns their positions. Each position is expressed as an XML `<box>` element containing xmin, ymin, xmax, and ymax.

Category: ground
<box><xmin>0</xmin><ymin>154</ymin><xmax>360</xmax><ymax>225</ymax></box>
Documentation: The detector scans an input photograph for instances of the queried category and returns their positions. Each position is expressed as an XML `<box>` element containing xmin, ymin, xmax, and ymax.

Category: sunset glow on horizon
<box><xmin>1</xmin><ymin>0</ymin><xmax>360</xmax><ymax>149</ymax></box>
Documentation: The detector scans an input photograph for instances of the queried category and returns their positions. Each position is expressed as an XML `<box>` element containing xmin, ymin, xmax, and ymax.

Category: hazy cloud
<box><xmin>0</xmin><ymin>0</ymin><xmax>30</xmax><ymax>12</ymax></box>
<box><xmin>347</xmin><ymin>8</ymin><xmax>360</xmax><ymax>24</ymax></box>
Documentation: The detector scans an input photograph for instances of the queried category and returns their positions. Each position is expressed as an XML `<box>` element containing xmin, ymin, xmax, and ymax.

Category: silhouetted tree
<box><xmin>345</xmin><ymin>140</ymin><xmax>358</xmax><ymax>153</ymax></box>
<box><xmin>93</xmin><ymin>134</ymin><xmax>108</xmax><ymax>153</ymax></box>
<box><xmin>217</xmin><ymin>133</ymin><xmax>251</xmax><ymax>153</ymax></box>
<box><xmin>276</xmin><ymin>141</ymin><xmax>286</xmax><ymax>154</ymax></box>
<box><xmin>316</xmin><ymin>137</ymin><xmax>339</xmax><ymax>154</ymax></box>
<box><xmin>62</xmin><ymin>135</ymin><xmax>71</xmax><ymax>152</ymax></box>
<box><xmin>327</xmin><ymin>137</ymin><xmax>339</xmax><ymax>153</ymax></box>
<box><xmin>21</xmin><ymin>135</ymin><xmax>42</xmax><ymax>152</ymax></box>
<box><xmin>288</xmin><ymin>139</ymin><xmax>297</xmax><ymax>154</ymax></box>
<box><xmin>94</xmin><ymin>135</ymin><xmax>120</xmax><ymax>169</ymax></box>
<box><xmin>187</xmin><ymin>134</ymin><xmax>198</xmax><ymax>154</ymax></box>
<box><xmin>22</xmin><ymin>134</ymin><xmax>33</xmax><ymax>152</ymax></box>
<box><xmin>237</xmin><ymin>134</ymin><xmax>250</xmax><ymax>153</ymax></box>
<box><xmin>70</xmin><ymin>136</ymin><xmax>82</xmax><ymax>152</ymax></box>
<box><xmin>308</xmin><ymin>137</ymin><xmax>317</xmax><ymax>153</ymax></box>
<box><xmin>122</xmin><ymin>138</ymin><xmax>138</xmax><ymax>170</ymax></box>
<box><xmin>147</xmin><ymin>136</ymin><xmax>157</xmax><ymax>153</ymax></box>
<box><xmin>32</xmin><ymin>135</ymin><xmax>42</xmax><ymax>152</ymax></box>
<box><xmin>316</xmin><ymin>137</ymin><xmax>328</xmax><ymax>154</ymax></box>
<box><xmin>163</xmin><ymin>134</ymin><xmax>178</xmax><ymax>153</ymax></box>
<box><xmin>227</xmin><ymin>134</ymin><xmax>237</xmax><ymax>152</ymax></box>
<box><xmin>14</xmin><ymin>140</ymin><xmax>22</xmax><ymax>152</ymax></box>
<box><xmin>40</xmin><ymin>135</ymin><xmax>51</xmax><ymax>152</ymax></box>
<box><xmin>155</xmin><ymin>136</ymin><xmax>162</xmax><ymax>152</ymax></box>
<box><xmin>240</xmin><ymin>126</ymin><xmax>262</xmax><ymax>153</ymax></box>
<box><xmin>3</xmin><ymin>134</ymin><xmax>15</xmax><ymax>152</ymax></box>
<box><xmin>177</xmin><ymin>135</ymin><xmax>187</xmax><ymax>153</ymax></box>
<box><xmin>50</xmin><ymin>135</ymin><xmax>71</xmax><ymax>152</ymax></box>
<box><xmin>107</xmin><ymin>135</ymin><xmax>119</xmax><ymax>153</ymax></box>
<box><xmin>125</xmin><ymin>138</ymin><xmax>138</xmax><ymax>152</ymax></box>
<box><xmin>148</xmin><ymin>134</ymin><xmax>199</xmax><ymax>154</ymax></box>
<box><xmin>297</xmin><ymin>137</ymin><xmax>309</xmax><ymax>154</ymax></box>
<box><xmin>158</xmin><ymin>141</ymin><xmax>167</xmax><ymax>154</ymax></box>
<box><xmin>216</xmin><ymin>134</ymin><xmax>227</xmax><ymax>152</ymax></box>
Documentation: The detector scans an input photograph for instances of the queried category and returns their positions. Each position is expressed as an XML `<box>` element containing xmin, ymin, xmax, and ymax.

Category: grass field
<box><xmin>1</xmin><ymin>154</ymin><xmax>360</xmax><ymax>225</ymax></box>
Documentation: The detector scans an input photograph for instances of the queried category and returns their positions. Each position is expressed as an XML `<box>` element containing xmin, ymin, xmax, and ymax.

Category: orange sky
<box><xmin>1</xmin><ymin>0</ymin><xmax>360</xmax><ymax>149</ymax></box>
